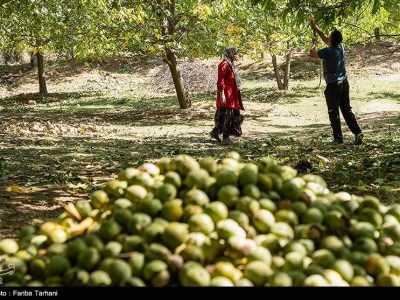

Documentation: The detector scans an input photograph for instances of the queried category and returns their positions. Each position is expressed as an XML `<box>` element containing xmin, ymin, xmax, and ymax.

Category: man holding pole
<box><xmin>310</xmin><ymin>21</ymin><xmax>364</xmax><ymax>145</ymax></box>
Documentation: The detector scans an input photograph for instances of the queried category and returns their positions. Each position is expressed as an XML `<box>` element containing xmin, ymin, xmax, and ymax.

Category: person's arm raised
<box><xmin>309</xmin><ymin>47</ymin><xmax>319</xmax><ymax>59</ymax></box>
<box><xmin>311</xmin><ymin>22</ymin><xmax>331</xmax><ymax>46</ymax></box>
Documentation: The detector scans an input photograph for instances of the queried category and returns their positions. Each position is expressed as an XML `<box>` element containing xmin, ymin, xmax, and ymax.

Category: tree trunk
<box><xmin>3</xmin><ymin>48</ymin><xmax>11</xmax><ymax>65</ymax></box>
<box><xmin>3</xmin><ymin>51</ymin><xmax>9</xmax><ymax>65</ymax></box>
<box><xmin>65</xmin><ymin>49</ymin><xmax>75</xmax><ymax>61</ymax></box>
<box><xmin>70</xmin><ymin>49</ymin><xmax>75</xmax><ymax>60</ymax></box>
<box><xmin>283</xmin><ymin>51</ymin><xmax>291</xmax><ymax>90</ymax></box>
<box><xmin>29</xmin><ymin>51</ymin><xmax>36</xmax><ymax>68</ymax></box>
<box><xmin>271</xmin><ymin>55</ymin><xmax>284</xmax><ymax>90</ymax></box>
<box><xmin>374</xmin><ymin>27</ymin><xmax>381</xmax><ymax>41</ymax></box>
<box><xmin>30</xmin><ymin>56</ymin><xmax>35</xmax><ymax>68</ymax></box>
<box><xmin>36</xmin><ymin>51</ymin><xmax>48</xmax><ymax>95</ymax></box>
<box><xmin>165</xmin><ymin>47</ymin><xmax>190</xmax><ymax>109</ymax></box>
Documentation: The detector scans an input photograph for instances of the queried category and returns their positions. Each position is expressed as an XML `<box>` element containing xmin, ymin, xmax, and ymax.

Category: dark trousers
<box><xmin>212</xmin><ymin>108</ymin><xmax>243</xmax><ymax>139</ymax></box>
<box><xmin>324</xmin><ymin>79</ymin><xmax>362</xmax><ymax>141</ymax></box>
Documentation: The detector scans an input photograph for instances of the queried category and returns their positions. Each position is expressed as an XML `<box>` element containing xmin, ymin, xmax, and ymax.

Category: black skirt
<box><xmin>211</xmin><ymin>108</ymin><xmax>243</xmax><ymax>139</ymax></box>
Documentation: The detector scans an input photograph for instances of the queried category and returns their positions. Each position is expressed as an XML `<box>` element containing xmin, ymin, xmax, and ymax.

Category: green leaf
<box><xmin>372</xmin><ymin>0</ymin><xmax>381</xmax><ymax>14</ymax></box>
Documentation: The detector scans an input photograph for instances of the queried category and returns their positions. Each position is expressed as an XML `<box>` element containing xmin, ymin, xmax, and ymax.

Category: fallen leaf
<box><xmin>7</xmin><ymin>185</ymin><xmax>23</xmax><ymax>193</ymax></box>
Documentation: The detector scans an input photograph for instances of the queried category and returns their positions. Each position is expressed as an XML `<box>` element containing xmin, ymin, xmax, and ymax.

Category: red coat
<box><xmin>216</xmin><ymin>60</ymin><xmax>244</xmax><ymax>110</ymax></box>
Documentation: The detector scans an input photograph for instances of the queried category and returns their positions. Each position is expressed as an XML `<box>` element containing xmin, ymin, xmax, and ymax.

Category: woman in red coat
<box><xmin>210</xmin><ymin>47</ymin><xmax>244</xmax><ymax>145</ymax></box>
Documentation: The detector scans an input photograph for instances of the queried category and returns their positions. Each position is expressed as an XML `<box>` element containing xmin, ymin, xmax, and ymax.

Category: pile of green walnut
<box><xmin>1</xmin><ymin>153</ymin><xmax>400</xmax><ymax>287</ymax></box>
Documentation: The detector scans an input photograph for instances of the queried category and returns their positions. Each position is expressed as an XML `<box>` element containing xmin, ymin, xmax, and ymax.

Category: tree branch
<box><xmin>367</xmin><ymin>34</ymin><xmax>400</xmax><ymax>38</ymax></box>
<box><xmin>341</xmin><ymin>21</ymin><xmax>374</xmax><ymax>36</ymax></box>
<box><xmin>309</xmin><ymin>0</ymin><xmax>353</xmax><ymax>11</ymax></box>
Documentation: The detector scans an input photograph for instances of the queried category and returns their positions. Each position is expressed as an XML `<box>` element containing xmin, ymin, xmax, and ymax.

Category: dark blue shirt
<box><xmin>318</xmin><ymin>44</ymin><xmax>347</xmax><ymax>84</ymax></box>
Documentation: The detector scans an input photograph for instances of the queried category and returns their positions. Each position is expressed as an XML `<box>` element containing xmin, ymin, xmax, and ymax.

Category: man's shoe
<box><xmin>222</xmin><ymin>138</ymin><xmax>233</xmax><ymax>145</ymax></box>
<box><xmin>210</xmin><ymin>130</ymin><xmax>221</xmax><ymax>142</ymax></box>
<box><xmin>354</xmin><ymin>133</ymin><xmax>364</xmax><ymax>145</ymax></box>
<box><xmin>331</xmin><ymin>139</ymin><xmax>344</xmax><ymax>145</ymax></box>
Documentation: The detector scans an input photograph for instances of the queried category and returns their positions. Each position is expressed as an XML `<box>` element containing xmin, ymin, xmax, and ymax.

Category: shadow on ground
<box><xmin>1</xmin><ymin>111</ymin><xmax>398</xmax><ymax>238</ymax></box>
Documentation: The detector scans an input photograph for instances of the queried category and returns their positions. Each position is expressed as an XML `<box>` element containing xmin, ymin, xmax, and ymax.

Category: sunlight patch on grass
<box><xmin>69</xmin><ymin>104</ymin><xmax>116</xmax><ymax>110</ymax></box>
<box><xmin>16</xmin><ymin>145</ymin><xmax>64</xmax><ymax>151</ymax></box>
<box><xmin>63</xmin><ymin>152</ymin><xmax>95</xmax><ymax>159</ymax></box>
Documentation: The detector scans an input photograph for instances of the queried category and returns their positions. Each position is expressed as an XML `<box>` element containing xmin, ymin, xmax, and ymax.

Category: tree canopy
<box><xmin>1</xmin><ymin>0</ymin><xmax>399</xmax><ymax>99</ymax></box>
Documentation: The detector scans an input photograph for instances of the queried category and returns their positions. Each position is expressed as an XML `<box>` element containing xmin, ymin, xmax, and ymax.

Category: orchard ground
<box><xmin>0</xmin><ymin>42</ymin><xmax>399</xmax><ymax>238</ymax></box>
